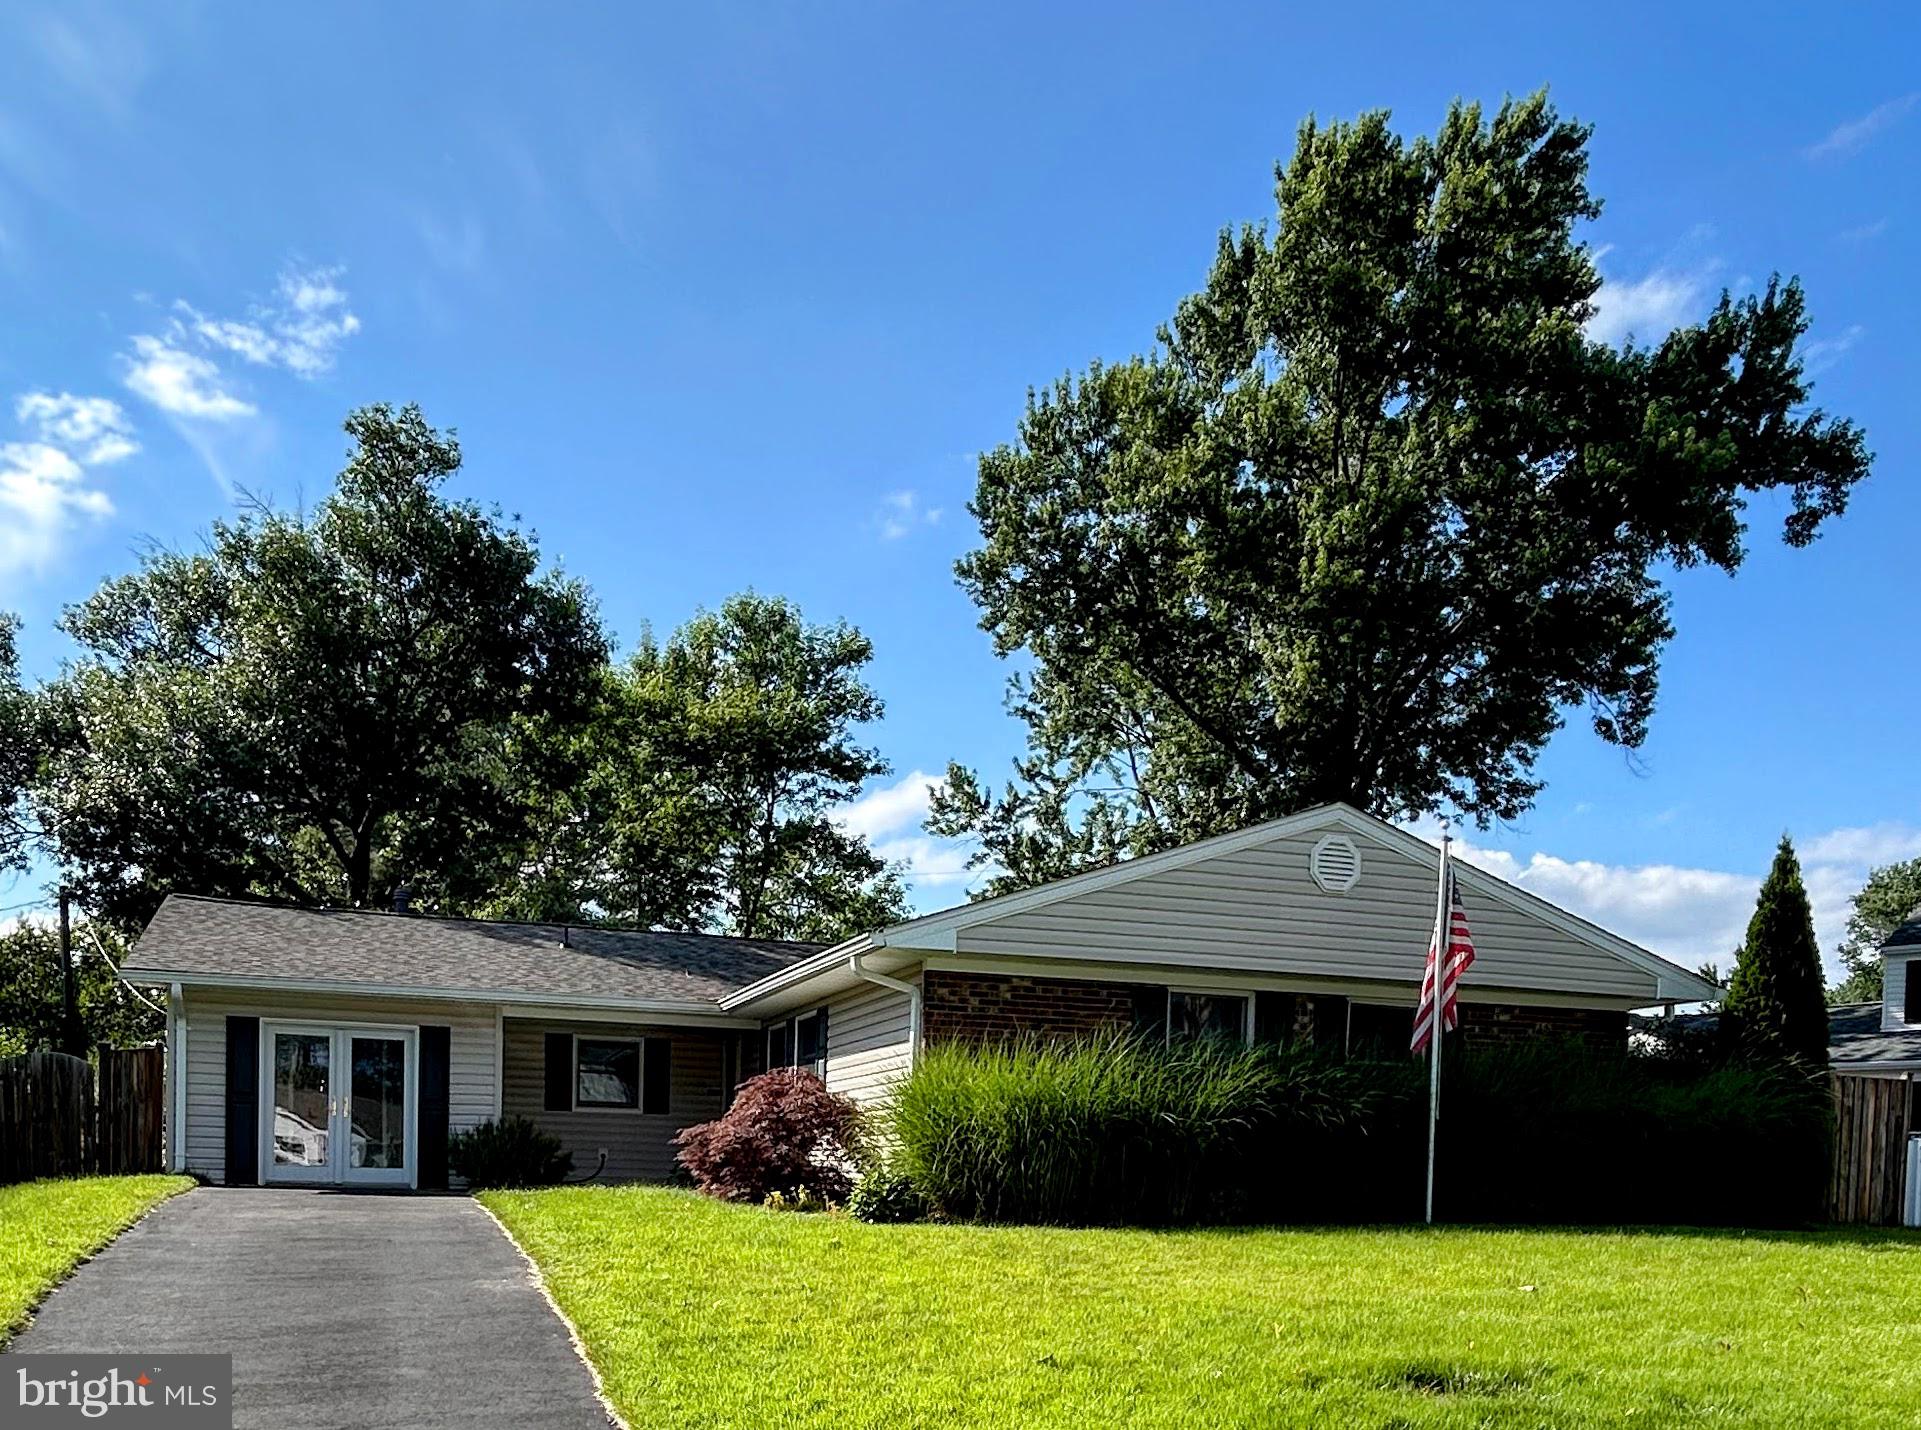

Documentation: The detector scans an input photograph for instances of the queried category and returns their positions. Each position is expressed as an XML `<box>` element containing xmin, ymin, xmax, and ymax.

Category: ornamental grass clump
<box><xmin>891</xmin><ymin>1033</ymin><xmax>1398</xmax><ymax>1226</ymax></box>
<box><xmin>890</xmin><ymin>1034</ymin><xmax>1829</xmax><ymax>1228</ymax></box>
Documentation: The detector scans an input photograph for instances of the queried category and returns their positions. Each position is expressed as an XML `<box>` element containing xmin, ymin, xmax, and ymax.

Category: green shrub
<box><xmin>448</xmin><ymin>1116</ymin><xmax>574</xmax><ymax>1189</ymax></box>
<box><xmin>1434</xmin><ymin>1042</ymin><xmax>1830</xmax><ymax>1225</ymax></box>
<box><xmin>847</xmin><ymin>1164</ymin><xmax>926</xmax><ymax>1224</ymax></box>
<box><xmin>889</xmin><ymin>1034</ymin><xmax>1829</xmax><ymax>1228</ymax></box>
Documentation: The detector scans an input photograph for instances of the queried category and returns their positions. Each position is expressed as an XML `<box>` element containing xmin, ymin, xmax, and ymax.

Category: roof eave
<box><xmin>126</xmin><ymin>967</ymin><xmax>761</xmax><ymax>1025</ymax></box>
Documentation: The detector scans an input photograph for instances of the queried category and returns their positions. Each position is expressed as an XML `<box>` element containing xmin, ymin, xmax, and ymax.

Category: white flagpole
<box><xmin>1424</xmin><ymin>829</ymin><xmax>1450</xmax><ymax>1226</ymax></box>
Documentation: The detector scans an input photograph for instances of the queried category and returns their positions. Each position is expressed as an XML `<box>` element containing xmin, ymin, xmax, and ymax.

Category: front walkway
<box><xmin>7</xmin><ymin>1187</ymin><xmax>614</xmax><ymax>1429</ymax></box>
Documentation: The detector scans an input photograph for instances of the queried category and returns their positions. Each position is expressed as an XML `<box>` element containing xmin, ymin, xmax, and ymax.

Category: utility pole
<box><xmin>58</xmin><ymin>886</ymin><xmax>83</xmax><ymax>1056</ymax></box>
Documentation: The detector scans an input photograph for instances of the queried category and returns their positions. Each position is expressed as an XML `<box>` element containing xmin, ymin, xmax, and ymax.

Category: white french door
<box><xmin>261</xmin><ymin>1023</ymin><xmax>417</xmax><ymax>1188</ymax></box>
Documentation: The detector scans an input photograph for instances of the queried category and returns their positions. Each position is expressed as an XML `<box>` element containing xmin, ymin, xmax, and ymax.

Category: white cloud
<box><xmin>1803</xmin><ymin>94</ymin><xmax>1919</xmax><ymax>160</ymax></box>
<box><xmin>1585</xmin><ymin>256</ymin><xmax>1718</xmax><ymax>346</ymax></box>
<box><xmin>180</xmin><ymin>265</ymin><xmax>361</xmax><ymax>379</ymax></box>
<box><xmin>876</xmin><ymin>489</ymin><xmax>943</xmax><ymax>541</ymax></box>
<box><xmin>836</xmin><ymin>770</ymin><xmax>980</xmax><ymax>904</ymax></box>
<box><xmin>1413</xmin><ymin>820</ymin><xmax>1921</xmax><ymax>983</ymax></box>
<box><xmin>0</xmin><ymin>385</ymin><xmax>139</xmax><ymax>581</ymax></box>
<box><xmin>15</xmin><ymin>391</ymin><xmax>138</xmax><ymax>464</ymax></box>
<box><xmin>0</xmin><ymin>440</ymin><xmax>113</xmax><ymax>582</ymax></box>
<box><xmin>839</xmin><ymin>769</ymin><xmax>942</xmax><ymax>843</ymax></box>
<box><xmin>122</xmin><ymin>332</ymin><xmax>254</xmax><ymax>420</ymax></box>
<box><xmin>1799</xmin><ymin>324</ymin><xmax>1865</xmax><ymax>376</ymax></box>
<box><xmin>1800</xmin><ymin>823</ymin><xmax>1921</xmax><ymax>867</ymax></box>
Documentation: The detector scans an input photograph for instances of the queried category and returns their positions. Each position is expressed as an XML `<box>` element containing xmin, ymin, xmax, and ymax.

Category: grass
<box><xmin>483</xmin><ymin>1185</ymin><xmax>1921</xmax><ymax>1429</ymax></box>
<box><xmin>0</xmin><ymin>1174</ymin><xmax>194</xmax><ymax>1343</ymax></box>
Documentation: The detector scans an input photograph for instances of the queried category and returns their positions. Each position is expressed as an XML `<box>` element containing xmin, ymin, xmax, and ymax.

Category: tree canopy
<box><xmin>1723</xmin><ymin>837</ymin><xmax>1830</xmax><ymax>1068</ymax></box>
<box><xmin>34</xmin><ymin>404</ymin><xmax>609</xmax><ymax>923</ymax></box>
<box><xmin>0</xmin><ymin>918</ymin><xmax>162</xmax><ymax>1055</ymax></box>
<box><xmin>1829</xmin><ymin>857</ymin><xmax>1921</xmax><ymax>1004</ymax></box>
<box><xmin>931</xmin><ymin>93</ymin><xmax>1871</xmax><ymax>894</ymax></box>
<box><xmin>492</xmin><ymin>593</ymin><xmax>909</xmax><ymax>940</ymax></box>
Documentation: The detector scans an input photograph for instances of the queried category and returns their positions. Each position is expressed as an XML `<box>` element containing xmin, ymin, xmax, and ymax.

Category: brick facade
<box><xmin>920</xmin><ymin>969</ymin><xmax>1627</xmax><ymax>1051</ymax></box>
<box><xmin>1456</xmin><ymin>1002</ymin><xmax>1626</xmax><ymax>1048</ymax></box>
<box><xmin>921</xmin><ymin>970</ymin><xmax>1140</xmax><ymax>1045</ymax></box>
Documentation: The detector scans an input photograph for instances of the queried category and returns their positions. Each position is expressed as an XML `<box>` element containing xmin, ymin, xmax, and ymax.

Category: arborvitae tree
<box><xmin>1724</xmin><ymin>837</ymin><xmax>1831</xmax><ymax>1068</ymax></box>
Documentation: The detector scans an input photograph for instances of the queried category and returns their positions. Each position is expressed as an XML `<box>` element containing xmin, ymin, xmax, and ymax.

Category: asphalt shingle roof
<box><xmin>1828</xmin><ymin>1002</ymin><xmax>1921</xmax><ymax>1067</ymax></box>
<box><xmin>122</xmin><ymin>894</ymin><xmax>823</xmax><ymax>1005</ymax></box>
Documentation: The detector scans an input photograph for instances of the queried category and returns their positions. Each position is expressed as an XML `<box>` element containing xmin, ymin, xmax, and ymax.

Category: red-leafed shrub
<box><xmin>675</xmin><ymin>1069</ymin><xmax>864</xmax><ymax>1205</ymax></box>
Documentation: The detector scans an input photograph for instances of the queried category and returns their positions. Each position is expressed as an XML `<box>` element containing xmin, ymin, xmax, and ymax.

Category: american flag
<box><xmin>1411</xmin><ymin>870</ymin><xmax>1475</xmax><ymax>1055</ymax></box>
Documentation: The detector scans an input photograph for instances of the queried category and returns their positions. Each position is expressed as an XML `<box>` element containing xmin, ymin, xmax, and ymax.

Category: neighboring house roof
<box><xmin>1830</xmin><ymin>1002</ymin><xmax>1921</xmax><ymax>1069</ymax></box>
<box><xmin>122</xmin><ymin>894</ymin><xmax>821</xmax><ymax>1011</ymax></box>
<box><xmin>1635</xmin><ymin>1005</ymin><xmax>1921</xmax><ymax>1071</ymax></box>
<box><xmin>1879</xmin><ymin>902</ymin><xmax>1921</xmax><ymax>952</ymax></box>
<box><xmin>723</xmin><ymin>802</ymin><xmax>1721</xmax><ymax>1013</ymax></box>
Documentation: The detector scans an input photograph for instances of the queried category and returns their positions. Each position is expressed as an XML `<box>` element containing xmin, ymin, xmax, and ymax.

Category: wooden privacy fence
<box><xmin>0</xmin><ymin>1045</ymin><xmax>166</xmax><ymax>1185</ymax></box>
<box><xmin>1829</xmin><ymin>1072</ymin><xmax>1913</xmax><ymax>1225</ymax></box>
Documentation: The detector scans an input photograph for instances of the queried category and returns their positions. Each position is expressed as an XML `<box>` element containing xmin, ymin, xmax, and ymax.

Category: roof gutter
<box><xmin>850</xmin><ymin>950</ymin><xmax>921</xmax><ymax>1064</ymax></box>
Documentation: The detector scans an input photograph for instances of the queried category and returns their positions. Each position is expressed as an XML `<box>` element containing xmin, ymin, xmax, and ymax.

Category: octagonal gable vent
<box><xmin>1309</xmin><ymin>834</ymin><xmax>1361</xmax><ymax>893</ymax></box>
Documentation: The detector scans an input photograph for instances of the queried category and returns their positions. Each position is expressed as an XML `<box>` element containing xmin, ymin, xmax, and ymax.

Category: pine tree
<box><xmin>1724</xmin><ymin>837</ymin><xmax>1831</xmax><ymax>1068</ymax></box>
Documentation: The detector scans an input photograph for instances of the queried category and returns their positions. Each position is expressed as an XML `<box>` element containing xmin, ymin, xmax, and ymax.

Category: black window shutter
<box><xmin>1128</xmin><ymin>984</ymin><xmax>1168</xmax><ymax>1039</ymax></box>
<box><xmin>1253</xmin><ymin>991</ymin><xmax>1289</xmax><ymax>1045</ymax></box>
<box><xmin>1906</xmin><ymin>972</ymin><xmax>1921</xmax><ymax>1025</ymax></box>
<box><xmin>224</xmin><ymin>1016</ymin><xmax>260</xmax><ymax>1185</ymax></box>
<box><xmin>543</xmin><ymin>1032</ymin><xmax>573</xmax><ymax>1111</ymax></box>
<box><xmin>642</xmin><ymin>1037</ymin><xmax>670</xmax><ymax>1115</ymax></box>
<box><xmin>418</xmin><ymin>1025</ymin><xmax>451</xmax><ymax>1190</ymax></box>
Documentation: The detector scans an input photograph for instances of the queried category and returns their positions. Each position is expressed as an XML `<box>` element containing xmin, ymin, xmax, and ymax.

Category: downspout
<box><xmin>169</xmin><ymin>982</ymin><xmax>186</xmax><ymax>1173</ymax></box>
<box><xmin>849</xmin><ymin>951</ymin><xmax>922</xmax><ymax>1065</ymax></box>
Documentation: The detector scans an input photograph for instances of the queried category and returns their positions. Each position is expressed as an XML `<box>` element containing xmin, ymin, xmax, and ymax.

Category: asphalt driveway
<box><xmin>7</xmin><ymin>1188</ymin><xmax>614</xmax><ymax>1428</ymax></box>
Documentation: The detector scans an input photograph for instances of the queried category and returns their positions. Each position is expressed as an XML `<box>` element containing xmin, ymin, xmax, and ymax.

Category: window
<box><xmin>795</xmin><ymin>1011</ymin><xmax>824</xmax><ymax>1072</ymax></box>
<box><xmin>1905</xmin><ymin>965</ymin><xmax>1921</xmax><ymax>1025</ymax></box>
<box><xmin>766</xmin><ymin>1021</ymin><xmax>793</xmax><ymax>1069</ymax></box>
<box><xmin>1168</xmin><ymin>991</ymin><xmax>1250</xmax><ymax>1043</ymax></box>
<box><xmin>1345</xmin><ymin>1002</ymin><xmax>1414</xmax><ymax>1058</ymax></box>
<box><xmin>575</xmin><ymin>1037</ymin><xmax>641</xmax><ymax>1109</ymax></box>
<box><xmin>764</xmin><ymin>1009</ymin><xmax>827</xmax><ymax>1076</ymax></box>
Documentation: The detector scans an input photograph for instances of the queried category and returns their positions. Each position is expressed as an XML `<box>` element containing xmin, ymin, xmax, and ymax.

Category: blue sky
<box><xmin>1</xmin><ymin>2</ymin><xmax>1916</xmax><ymax>975</ymax></box>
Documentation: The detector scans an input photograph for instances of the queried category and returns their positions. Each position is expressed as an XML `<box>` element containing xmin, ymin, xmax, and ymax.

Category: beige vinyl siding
<box><xmin>1886</xmin><ymin>956</ymin><xmax>1915</xmax><ymax>1032</ymax></box>
<box><xmin>962</xmin><ymin>827</ymin><xmax>1659</xmax><ymax>1001</ymax></box>
<box><xmin>180</xmin><ymin>987</ymin><xmax>498</xmax><ymax>1185</ymax></box>
<box><xmin>499</xmin><ymin>1018</ymin><xmax>724</xmax><ymax>1182</ymax></box>
<box><xmin>822</xmin><ymin>981</ymin><xmax>914</xmax><ymax>1107</ymax></box>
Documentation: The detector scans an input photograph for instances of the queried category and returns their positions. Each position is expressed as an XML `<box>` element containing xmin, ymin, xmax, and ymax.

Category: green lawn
<box><xmin>483</xmin><ymin>1185</ymin><xmax>1921</xmax><ymax>1429</ymax></box>
<box><xmin>0</xmin><ymin>1175</ymin><xmax>194</xmax><ymax>1342</ymax></box>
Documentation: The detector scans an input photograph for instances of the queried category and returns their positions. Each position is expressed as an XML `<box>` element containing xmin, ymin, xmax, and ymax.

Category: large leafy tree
<box><xmin>0</xmin><ymin>918</ymin><xmax>162</xmax><ymax>1055</ymax></box>
<box><xmin>492</xmin><ymin>593</ymin><xmax>909</xmax><ymax>941</ymax></box>
<box><xmin>1724</xmin><ymin>838</ymin><xmax>1831</xmax><ymax>1068</ymax></box>
<box><xmin>1829</xmin><ymin>858</ymin><xmax>1921</xmax><ymax>1004</ymax></box>
<box><xmin>34</xmin><ymin>404</ymin><xmax>607</xmax><ymax>923</ymax></box>
<box><xmin>931</xmin><ymin>94</ymin><xmax>1871</xmax><ymax>893</ymax></box>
